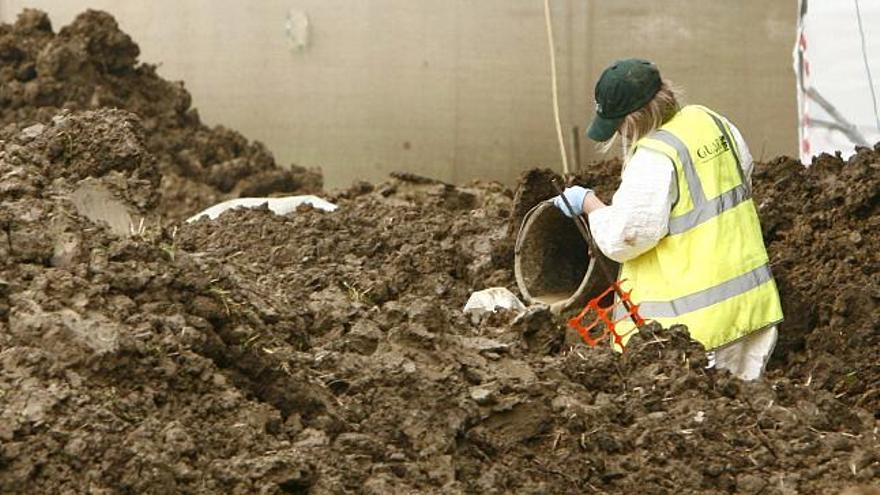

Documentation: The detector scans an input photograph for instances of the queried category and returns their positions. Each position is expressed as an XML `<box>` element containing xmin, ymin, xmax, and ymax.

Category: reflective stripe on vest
<box><xmin>651</xmin><ymin>117</ymin><xmax>751</xmax><ymax>235</ymax></box>
<box><xmin>619</xmin><ymin>262</ymin><xmax>773</xmax><ymax>319</ymax></box>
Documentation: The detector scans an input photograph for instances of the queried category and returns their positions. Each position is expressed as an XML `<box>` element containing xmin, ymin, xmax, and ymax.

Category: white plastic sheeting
<box><xmin>795</xmin><ymin>0</ymin><xmax>880</xmax><ymax>163</ymax></box>
<box><xmin>186</xmin><ymin>195</ymin><xmax>337</xmax><ymax>223</ymax></box>
<box><xmin>462</xmin><ymin>288</ymin><xmax>526</xmax><ymax>319</ymax></box>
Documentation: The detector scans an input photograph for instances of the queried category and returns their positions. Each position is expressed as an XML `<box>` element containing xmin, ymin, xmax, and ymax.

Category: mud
<box><xmin>1</xmin><ymin>9</ymin><xmax>878</xmax><ymax>495</ymax></box>
<box><xmin>0</xmin><ymin>9</ymin><xmax>322</xmax><ymax>221</ymax></box>
<box><xmin>756</xmin><ymin>149</ymin><xmax>879</xmax><ymax>413</ymax></box>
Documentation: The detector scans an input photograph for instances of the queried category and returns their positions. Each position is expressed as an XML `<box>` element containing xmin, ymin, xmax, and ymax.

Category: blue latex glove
<box><xmin>553</xmin><ymin>186</ymin><xmax>593</xmax><ymax>218</ymax></box>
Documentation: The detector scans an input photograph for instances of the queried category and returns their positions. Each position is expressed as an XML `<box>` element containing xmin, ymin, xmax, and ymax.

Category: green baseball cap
<box><xmin>587</xmin><ymin>58</ymin><xmax>662</xmax><ymax>141</ymax></box>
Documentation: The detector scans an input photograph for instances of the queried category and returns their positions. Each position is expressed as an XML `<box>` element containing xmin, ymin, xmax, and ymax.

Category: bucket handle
<box><xmin>514</xmin><ymin>200</ymin><xmax>554</xmax><ymax>255</ymax></box>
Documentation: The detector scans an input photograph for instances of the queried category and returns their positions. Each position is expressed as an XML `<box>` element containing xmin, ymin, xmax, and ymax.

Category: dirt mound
<box><xmin>0</xmin><ymin>108</ymin><xmax>324</xmax><ymax>492</ymax></box>
<box><xmin>755</xmin><ymin>148</ymin><xmax>879</xmax><ymax>413</ymax></box>
<box><xmin>506</xmin><ymin>160</ymin><xmax>622</xmax><ymax>236</ymax></box>
<box><xmin>170</xmin><ymin>187</ymin><xmax>876</xmax><ymax>493</ymax></box>
<box><xmin>0</xmin><ymin>9</ymin><xmax>322</xmax><ymax>220</ymax></box>
<box><xmin>6</xmin><ymin>123</ymin><xmax>875</xmax><ymax>492</ymax></box>
<box><xmin>0</xmin><ymin>8</ymin><xmax>878</xmax><ymax>495</ymax></box>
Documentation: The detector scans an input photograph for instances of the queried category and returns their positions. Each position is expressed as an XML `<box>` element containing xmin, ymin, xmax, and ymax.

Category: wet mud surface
<box><xmin>1</xmin><ymin>9</ymin><xmax>879</xmax><ymax>495</ymax></box>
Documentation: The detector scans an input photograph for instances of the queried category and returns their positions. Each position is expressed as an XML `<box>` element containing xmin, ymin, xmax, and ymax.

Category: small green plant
<box><xmin>159</xmin><ymin>225</ymin><xmax>179</xmax><ymax>261</ymax></box>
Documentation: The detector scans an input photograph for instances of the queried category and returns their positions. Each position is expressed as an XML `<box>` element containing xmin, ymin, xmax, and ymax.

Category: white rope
<box><xmin>543</xmin><ymin>0</ymin><xmax>570</xmax><ymax>175</ymax></box>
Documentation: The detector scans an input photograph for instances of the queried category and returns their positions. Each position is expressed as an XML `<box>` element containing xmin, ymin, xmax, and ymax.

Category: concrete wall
<box><xmin>0</xmin><ymin>1</ymin><xmax>797</xmax><ymax>188</ymax></box>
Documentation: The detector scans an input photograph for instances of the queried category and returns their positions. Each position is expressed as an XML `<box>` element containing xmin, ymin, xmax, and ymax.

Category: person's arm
<box><xmin>586</xmin><ymin>148</ymin><xmax>677</xmax><ymax>263</ymax></box>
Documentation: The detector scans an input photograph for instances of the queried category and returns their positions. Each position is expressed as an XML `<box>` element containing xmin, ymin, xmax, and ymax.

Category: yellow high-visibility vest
<box><xmin>613</xmin><ymin>105</ymin><xmax>783</xmax><ymax>350</ymax></box>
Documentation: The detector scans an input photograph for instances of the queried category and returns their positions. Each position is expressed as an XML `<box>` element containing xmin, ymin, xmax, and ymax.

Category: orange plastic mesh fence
<box><xmin>566</xmin><ymin>280</ymin><xmax>645</xmax><ymax>350</ymax></box>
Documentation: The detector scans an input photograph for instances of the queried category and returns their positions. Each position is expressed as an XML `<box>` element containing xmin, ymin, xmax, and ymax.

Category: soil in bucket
<box><xmin>515</xmin><ymin>201</ymin><xmax>594</xmax><ymax>309</ymax></box>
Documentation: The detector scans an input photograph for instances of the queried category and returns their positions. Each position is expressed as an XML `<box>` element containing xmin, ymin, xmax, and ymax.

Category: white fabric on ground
<box><xmin>186</xmin><ymin>195</ymin><xmax>338</xmax><ymax>223</ymax></box>
<box><xmin>587</xmin><ymin>118</ymin><xmax>751</xmax><ymax>262</ymax></box>
<box><xmin>463</xmin><ymin>287</ymin><xmax>526</xmax><ymax>315</ymax></box>
<box><xmin>707</xmin><ymin>325</ymin><xmax>778</xmax><ymax>381</ymax></box>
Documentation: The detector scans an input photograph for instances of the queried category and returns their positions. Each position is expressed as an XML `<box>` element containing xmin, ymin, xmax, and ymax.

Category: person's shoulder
<box><xmin>684</xmin><ymin>103</ymin><xmax>725</xmax><ymax>117</ymax></box>
<box><xmin>686</xmin><ymin>104</ymin><xmax>741</xmax><ymax>129</ymax></box>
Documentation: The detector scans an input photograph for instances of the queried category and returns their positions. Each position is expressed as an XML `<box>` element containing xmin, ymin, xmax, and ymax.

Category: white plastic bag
<box><xmin>186</xmin><ymin>195</ymin><xmax>337</xmax><ymax>223</ymax></box>
<box><xmin>463</xmin><ymin>287</ymin><xmax>526</xmax><ymax>318</ymax></box>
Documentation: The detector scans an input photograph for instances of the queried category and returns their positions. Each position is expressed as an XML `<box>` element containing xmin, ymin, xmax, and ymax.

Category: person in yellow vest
<box><xmin>553</xmin><ymin>59</ymin><xmax>783</xmax><ymax>380</ymax></box>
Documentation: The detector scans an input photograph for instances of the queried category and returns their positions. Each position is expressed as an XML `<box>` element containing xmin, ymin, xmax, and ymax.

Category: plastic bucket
<box><xmin>514</xmin><ymin>201</ymin><xmax>618</xmax><ymax>313</ymax></box>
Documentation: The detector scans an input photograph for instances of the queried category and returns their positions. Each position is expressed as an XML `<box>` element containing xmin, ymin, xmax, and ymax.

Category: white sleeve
<box><xmin>727</xmin><ymin>120</ymin><xmax>753</xmax><ymax>188</ymax></box>
<box><xmin>587</xmin><ymin>148</ymin><xmax>677</xmax><ymax>263</ymax></box>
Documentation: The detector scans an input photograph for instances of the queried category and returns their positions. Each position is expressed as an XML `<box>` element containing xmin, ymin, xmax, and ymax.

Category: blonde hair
<box><xmin>599</xmin><ymin>80</ymin><xmax>681</xmax><ymax>160</ymax></box>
